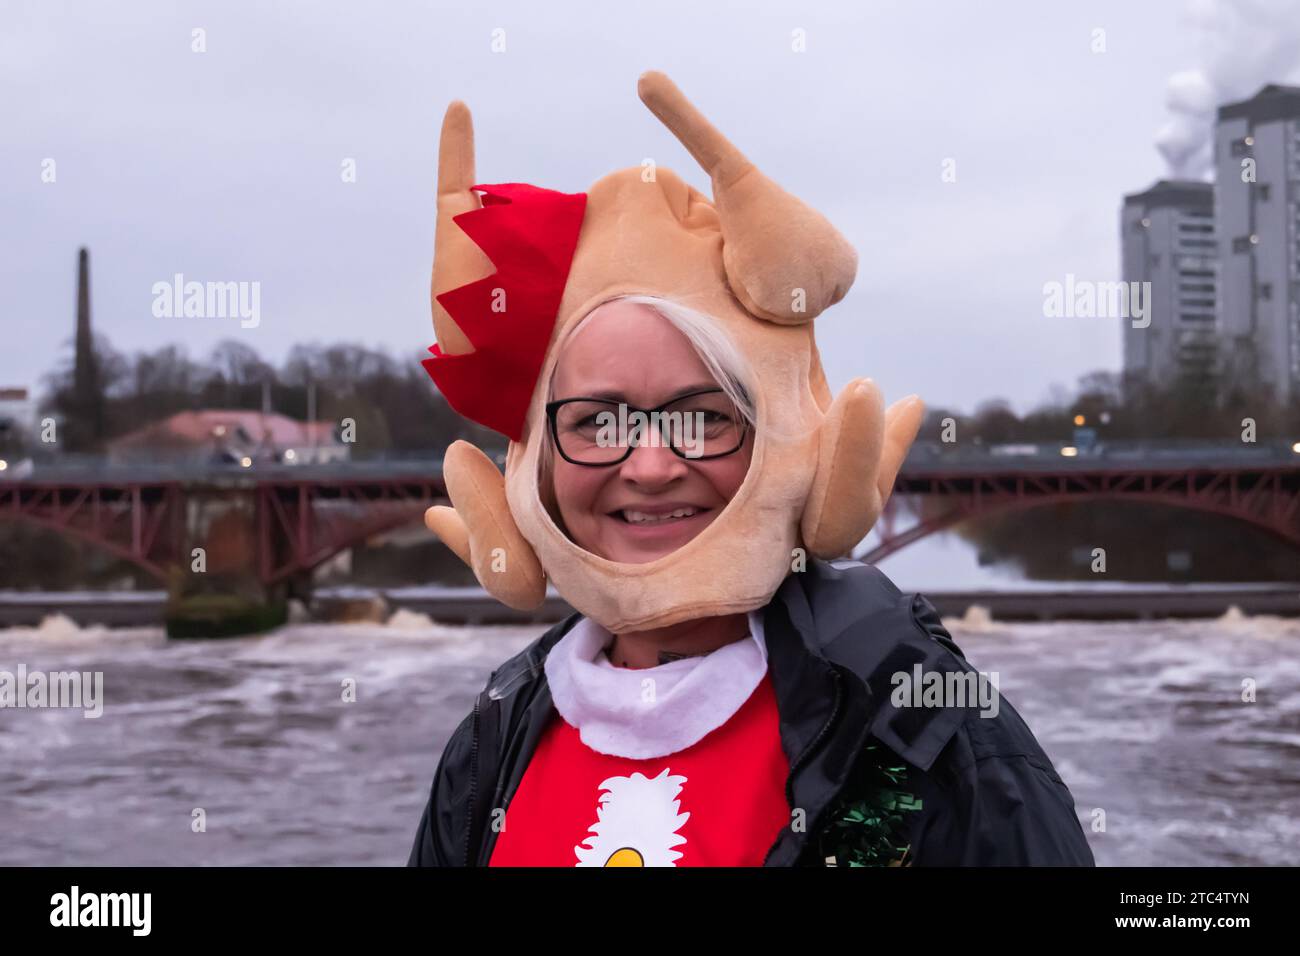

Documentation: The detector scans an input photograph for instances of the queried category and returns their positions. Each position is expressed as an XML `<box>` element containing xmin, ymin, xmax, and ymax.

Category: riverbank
<box><xmin>0</xmin><ymin>581</ymin><xmax>1296</xmax><ymax>629</ymax></box>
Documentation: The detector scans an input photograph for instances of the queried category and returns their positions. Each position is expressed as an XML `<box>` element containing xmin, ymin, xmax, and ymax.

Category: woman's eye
<box><xmin>681</xmin><ymin>408</ymin><xmax>734</xmax><ymax>426</ymax></box>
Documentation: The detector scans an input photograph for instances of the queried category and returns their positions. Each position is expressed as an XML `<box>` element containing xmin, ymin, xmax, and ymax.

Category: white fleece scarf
<box><xmin>544</xmin><ymin>610</ymin><xmax>769</xmax><ymax>760</ymax></box>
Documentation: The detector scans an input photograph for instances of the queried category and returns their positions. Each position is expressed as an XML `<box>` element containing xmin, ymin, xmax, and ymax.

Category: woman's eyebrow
<box><xmin>579</xmin><ymin>383</ymin><xmax>719</xmax><ymax>403</ymax></box>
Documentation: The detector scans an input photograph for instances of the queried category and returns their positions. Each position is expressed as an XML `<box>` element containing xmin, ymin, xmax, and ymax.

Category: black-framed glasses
<box><xmin>545</xmin><ymin>387</ymin><xmax>749</xmax><ymax>467</ymax></box>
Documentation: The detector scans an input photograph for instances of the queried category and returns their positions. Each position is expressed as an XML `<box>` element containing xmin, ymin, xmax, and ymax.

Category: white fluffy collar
<box><xmin>543</xmin><ymin>610</ymin><xmax>769</xmax><ymax>760</ymax></box>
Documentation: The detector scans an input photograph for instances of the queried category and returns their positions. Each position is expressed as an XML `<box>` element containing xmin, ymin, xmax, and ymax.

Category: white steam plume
<box><xmin>1157</xmin><ymin>0</ymin><xmax>1300</xmax><ymax>180</ymax></box>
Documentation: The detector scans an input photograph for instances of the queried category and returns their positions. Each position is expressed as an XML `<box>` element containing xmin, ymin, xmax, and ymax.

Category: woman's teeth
<box><xmin>620</xmin><ymin>507</ymin><xmax>699</xmax><ymax>524</ymax></box>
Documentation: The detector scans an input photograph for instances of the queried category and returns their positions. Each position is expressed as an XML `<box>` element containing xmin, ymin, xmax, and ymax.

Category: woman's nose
<box><xmin>617</xmin><ymin>441</ymin><xmax>688</xmax><ymax>486</ymax></box>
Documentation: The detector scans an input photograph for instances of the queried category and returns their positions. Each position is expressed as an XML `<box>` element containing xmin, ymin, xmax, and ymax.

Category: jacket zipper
<box><xmin>464</xmin><ymin>692</ymin><xmax>481</xmax><ymax>866</ymax></box>
<box><xmin>764</xmin><ymin>665</ymin><xmax>843</xmax><ymax>866</ymax></box>
<box><xmin>463</xmin><ymin>655</ymin><xmax>549</xmax><ymax>866</ymax></box>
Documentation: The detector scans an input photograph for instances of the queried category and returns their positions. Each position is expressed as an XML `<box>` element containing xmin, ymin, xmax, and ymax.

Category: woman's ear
<box><xmin>426</xmin><ymin>440</ymin><xmax>547</xmax><ymax>609</ymax></box>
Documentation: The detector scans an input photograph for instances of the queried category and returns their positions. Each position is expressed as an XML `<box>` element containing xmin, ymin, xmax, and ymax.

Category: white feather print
<box><xmin>574</xmin><ymin>768</ymin><xmax>690</xmax><ymax>867</ymax></box>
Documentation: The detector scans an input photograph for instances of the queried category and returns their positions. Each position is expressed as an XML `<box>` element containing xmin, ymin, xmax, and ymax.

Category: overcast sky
<box><xmin>3</xmin><ymin>0</ymin><xmax>1291</xmax><ymax>414</ymax></box>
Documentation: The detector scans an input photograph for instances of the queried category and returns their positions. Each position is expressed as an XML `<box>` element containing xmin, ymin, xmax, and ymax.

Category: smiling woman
<box><xmin>410</xmin><ymin>70</ymin><xmax>1094</xmax><ymax>869</ymax></box>
<box><xmin>538</xmin><ymin>295</ymin><xmax>757</xmax><ymax>565</ymax></box>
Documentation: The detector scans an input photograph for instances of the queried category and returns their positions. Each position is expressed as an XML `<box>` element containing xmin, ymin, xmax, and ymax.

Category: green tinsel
<box><xmin>815</xmin><ymin>741</ymin><xmax>923</xmax><ymax>867</ymax></box>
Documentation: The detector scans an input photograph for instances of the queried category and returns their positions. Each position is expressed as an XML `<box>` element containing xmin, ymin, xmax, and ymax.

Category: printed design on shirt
<box><xmin>574</xmin><ymin>768</ymin><xmax>690</xmax><ymax>867</ymax></box>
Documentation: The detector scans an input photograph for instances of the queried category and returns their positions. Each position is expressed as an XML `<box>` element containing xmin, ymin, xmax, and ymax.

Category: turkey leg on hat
<box><xmin>423</xmin><ymin>100</ymin><xmax>548</xmax><ymax>609</ymax></box>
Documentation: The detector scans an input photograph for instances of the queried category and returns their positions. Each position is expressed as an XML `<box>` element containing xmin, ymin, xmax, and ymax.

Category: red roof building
<box><xmin>107</xmin><ymin>409</ymin><xmax>346</xmax><ymax>465</ymax></box>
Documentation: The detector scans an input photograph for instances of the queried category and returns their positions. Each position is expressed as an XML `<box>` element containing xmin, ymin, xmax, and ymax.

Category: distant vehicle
<box><xmin>1073</xmin><ymin>426</ymin><xmax>1099</xmax><ymax>454</ymax></box>
<box><xmin>0</xmin><ymin>457</ymin><xmax>34</xmax><ymax>479</ymax></box>
<box><xmin>211</xmin><ymin>449</ymin><xmax>257</xmax><ymax>469</ymax></box>
<box><xmin>989</xmin><ymin>444</ymin><xmax>1040</xmax><ymax>457</ymax></box>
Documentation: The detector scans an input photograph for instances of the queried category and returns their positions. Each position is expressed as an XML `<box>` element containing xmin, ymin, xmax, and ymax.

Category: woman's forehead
<box><xmin>563</xmin><ymin>381</ymin><xmax>723</xmax><ymax>404</ymax></box>
<box><xmin>553</xmin><ymin>303</ymin><xmax>713</xmax><ymax>396</ymax></box>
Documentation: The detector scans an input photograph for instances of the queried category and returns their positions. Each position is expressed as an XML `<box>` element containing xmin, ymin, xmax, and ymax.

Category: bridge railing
<box><xmin>901</xmin><ymin>439</ymin><xmax>1300</xmax><ymax>473</ymax></box>
<box><xmin>2</xmin><ymin>440</ymin><xmax>1297</xmax><ymax>482</ymax></box>
<box><xmin>0</xmin><ymin>451</ymin><xmax>457</xmax><ymax>484</ymax></box>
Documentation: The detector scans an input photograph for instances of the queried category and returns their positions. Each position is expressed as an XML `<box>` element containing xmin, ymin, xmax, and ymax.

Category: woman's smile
<box><xmin>603</xmin><ymin>501</ymin><xmax>717</xmax><ymax>546</ymax></box>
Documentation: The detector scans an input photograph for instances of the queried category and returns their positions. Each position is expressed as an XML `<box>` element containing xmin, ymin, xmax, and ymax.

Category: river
<box><xmin>1</xmin><ymin>602</ymin><xmax>1296</xmax><ymax>866</ymax></box>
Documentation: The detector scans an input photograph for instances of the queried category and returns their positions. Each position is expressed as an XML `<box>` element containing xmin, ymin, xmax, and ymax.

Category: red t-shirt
<box><xmin>489</xmin><ymin>670</ymin><xmax>791</xmax><ymax>867</ymax></box>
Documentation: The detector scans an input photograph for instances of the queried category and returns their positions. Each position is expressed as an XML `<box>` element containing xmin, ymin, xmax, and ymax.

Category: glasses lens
<box><xmin>553</xmin><ymin>400</ymin><xmax>627</xmax><ymax>464</ymax></box>
<box><xmin>661</xmin><ymin>391</ymin><xmax>745</xmax><ymax>458</ymax></box>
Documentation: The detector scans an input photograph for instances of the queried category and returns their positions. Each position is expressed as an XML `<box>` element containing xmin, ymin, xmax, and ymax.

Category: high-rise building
<box><xmin>1214</xmin><ymin>83</ymin><xmax>1300</xmax><ymax>404</ymax></box>
<box><xmin>1120</xmin><ymin>180</ymin><xmax>1218</xmax><ymax>391</ymax></box>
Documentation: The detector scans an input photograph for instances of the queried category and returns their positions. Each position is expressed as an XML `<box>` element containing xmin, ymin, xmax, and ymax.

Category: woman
<box><xmin>408</xmin><ymin>72</ymin><xmax>1095</xmax><ymax>866</ymax></box>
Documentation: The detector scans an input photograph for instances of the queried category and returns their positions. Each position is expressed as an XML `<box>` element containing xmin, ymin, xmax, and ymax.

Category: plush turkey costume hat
<box><xmin>422</xmin><ymin>70</ymin><xmax>923</xmax><ymax>634</ymax></box>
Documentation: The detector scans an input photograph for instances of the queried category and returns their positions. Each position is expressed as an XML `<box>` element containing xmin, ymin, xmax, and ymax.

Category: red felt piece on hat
<box><xmin>422</xmin><ymin>182</ymin><xmax>587</xmax><ymax>443</ymax></box>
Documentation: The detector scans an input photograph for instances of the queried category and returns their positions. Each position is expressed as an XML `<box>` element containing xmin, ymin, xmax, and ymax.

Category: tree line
<box><xmin>16</xmin><ymin>333</ymin><xmax>501</xmax><ymax>456</ymax></box>
<box><xmin>920</xmin><ymin>369</ymin><xmax>1300</xmax><ymax>447</ymax></box>
<box><xmin>6</xmin><ymin>333</ymin><xmax>1297</xmax><ymax>458</ymax></box>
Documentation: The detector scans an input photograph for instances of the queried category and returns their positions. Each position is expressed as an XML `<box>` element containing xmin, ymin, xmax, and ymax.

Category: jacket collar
<box><xmin>472</xmin><ymin>559</ymin><xmax>970</xmax><ymax>866</ymax></box>
<box><xmin>758</xmin><ymin>560</ymin><xmax>972</xmax><ymax>864</ymax></box>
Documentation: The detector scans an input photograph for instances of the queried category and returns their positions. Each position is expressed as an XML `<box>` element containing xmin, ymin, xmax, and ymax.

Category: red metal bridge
<box><xmin>860</xmin><ymin>442</ymin><xmax>1300</xmax><ymax>564</ymax></box>
<box><xmin>2</xmin><ymin>443</ymin><xmax>1298</xmax><ymax>584</ymax></box>
<box><xmin>0</xmin><ymin>458</ymin><xmax>451</xmax><ymax>586</ymax></box>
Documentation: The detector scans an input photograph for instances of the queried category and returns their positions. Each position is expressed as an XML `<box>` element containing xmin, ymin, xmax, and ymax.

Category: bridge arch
<box><xmin>860</xmin><ymin>489</ymin><xmax>1300</xmax><ymax>564</ymax></box>
<box><xmin>258</xmin><ymin>493</ymin><xmax>447</xmax><ymax>585</ymax></box>
<box><xmin>0</xmin><ymin>509</ymin><xmax>170</xmax><ymax>583</ymax></box>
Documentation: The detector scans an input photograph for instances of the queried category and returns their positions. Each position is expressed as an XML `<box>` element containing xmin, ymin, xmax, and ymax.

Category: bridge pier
<box><xmin>282</xmin><ymin>569</ymin><xmax>315</xmax><ymax>611</ymax></box>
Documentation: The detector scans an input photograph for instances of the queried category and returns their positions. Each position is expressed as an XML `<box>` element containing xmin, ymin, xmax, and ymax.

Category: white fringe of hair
<box><xmin>546</xmin><ymin>294</ymin><xmax>757</xmax><ymax>422</ymax></box>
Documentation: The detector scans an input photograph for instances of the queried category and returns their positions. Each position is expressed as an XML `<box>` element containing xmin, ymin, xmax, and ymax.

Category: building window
<box><xmin>1230</xmin><ymin>138</ymin><xmax>1253</xmax><ymax>157</ymax></box>
<box><xmin>1233</xmin><ymin>236</ymin><xmax>1253</xmax><ymax>253</ymax></box>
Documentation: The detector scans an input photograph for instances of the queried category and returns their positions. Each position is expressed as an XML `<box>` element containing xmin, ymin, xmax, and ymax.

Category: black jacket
<box><xmin>407</xmin><ymin>558</ymin><xmax>1096</xmax><ymax>866</ymax></box>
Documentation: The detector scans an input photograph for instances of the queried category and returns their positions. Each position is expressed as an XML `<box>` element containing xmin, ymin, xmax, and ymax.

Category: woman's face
<box><xmin>547</xmin><ymin>300</ymin><xmax>754</xmax><ymax>564</ymax></box>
